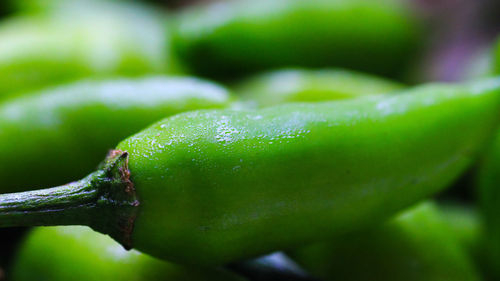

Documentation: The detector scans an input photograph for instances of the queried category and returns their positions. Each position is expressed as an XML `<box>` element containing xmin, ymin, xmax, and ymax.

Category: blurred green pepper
<box><xmin>234</xmin><ymin>68</ymin><xmax>403</xmax><ymax>108</ymax></box>
<box><xmin>439</xmin><ymin>203</ymin><xmax>497</xmax><ymax>280</ymax></box>
<box><xmin>7</xmin><ymin>0</ymin><xmax>181</xmax><ymax>13</ymax></box>
<box><xmin>289</xmin><ymin>202</ymin><xmax>480</xmax><ymax>281</ymax></box>
<box><xmin>10</xmin><ymin>226</ymin><xmax>245</xmax><ymax>281</ymax></box>
<box><xmin>7</xmin><ymin>0</ymin><xmax>116</xmax><ymax>13</ymax></box>
<box><xmin>477</xmin><ymin>130</ymin><xmax>500</xmax><ymax>279</ymax></box>
<box><xmin>478</xmin><ymin>42</ymin><xmax>500</xmax><ymax>247</ymax></box>
<box><xmin>440</xmin><ymin>204</ymin><xmax>482</xmax><ymax>257</ymax></box>
<box><xmin>0</xmin><ymin>1</ymin><xmax>178</xmax><ymax>98</ymax></box>
<box><xmin>173</xmin><ymin>0</ymin><xmax>423</xmax><ymax>80</ymax></box>
<box><xmin>0</xmin><ymin>76</ymin><xmax>231</xmax><ymax>193</ymax></box>
<box><xmin>1</xmin><ymin>78</ymin><xmax>499</xmax><ymax>266</ymax></box>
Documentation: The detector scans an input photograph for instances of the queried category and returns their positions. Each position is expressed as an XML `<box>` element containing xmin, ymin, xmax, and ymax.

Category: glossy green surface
<box><xmin>117</xmin><ymin>78</ymin><xmax>500</xmax><ymax>265</ymax></box>
<box><xmin>173</xmin><ymin>0</ymin><xmax>423</xmax><ymax>79</ymax></box>
<box><xmin>289</xmin><ymin>202</ymin><xmax>480</xmax><ymax>281</ymax></box>
<box><xmin>7</xmin><ymin>0</ymin><xmax>117</xmax><ymax>13</ymax></box>
<box><xmin>0</xmin><ymin>76</ymin><xmax>231</xmax><ymax>193</ymax></box>
<box><xmin>10</xmin><ymin>226</ymin><xmax>245</xmax><ymax>281</ymax></box>
<box><xmin>235</xmin><ymin>68</ymin><xmax>403</xmax><ymax>108</ymax></box>
<box><xmin>0</xmin><ymin>1</ymin><xmax>175</xmax><ymax>98</ymax></box>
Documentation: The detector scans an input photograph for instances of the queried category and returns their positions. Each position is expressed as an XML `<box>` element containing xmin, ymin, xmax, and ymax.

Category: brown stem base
<box><xmin>0</xmin><ymin>150</ymin><xmax>139</xmax><ymax>249</ymax></box>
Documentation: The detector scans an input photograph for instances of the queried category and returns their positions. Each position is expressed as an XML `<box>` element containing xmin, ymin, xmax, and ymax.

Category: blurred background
<box><xmin>0</xmin><ymin>0</ymin><xmax>499</xmax><ymax>281</ymax></box>
<box><xmin>0</xmin><ymin>0</ymin><xmax>499</xmax><ymax>84</ymax></box>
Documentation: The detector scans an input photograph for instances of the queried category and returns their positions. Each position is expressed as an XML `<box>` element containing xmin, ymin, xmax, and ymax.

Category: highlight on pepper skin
<box><xmin>0</xmin><ymin>0</ymin><xmax>499</xmax><ymax>281</ymax></box>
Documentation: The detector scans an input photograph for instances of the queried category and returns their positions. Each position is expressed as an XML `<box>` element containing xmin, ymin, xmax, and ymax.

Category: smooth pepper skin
<box><xmin>117</xmin><ymin>78</ymin><xmax>500</xmax><ymax>265</ymax></box>
<box><xmin>6</xmin><ymin>0</ymin><xmax>105</xmax><ymax>12</ymax></box>
<box><xmin>0</xmin><ymin>76</ymin><xmax>231</xmax><ymax>193</ymax></box>
<box><xmin>234</xmin><ymin>68</ymin><xmax>404</xmax><ymax>108</ymax></box>
<box><xmin>10</xmin><ymin>226</ymin><xmax>246</xmax><ymax>281</ymax></box>
<box><xmin>439</xmin><ymin>204</ymin><xmax>496</xmax><ymax>280</ymax></box>
<box><xmin>173</xmin><ymin>0</ymin><xmax>423</xmax><ymax>80</ymax></box>
<box><xmin>288</xmin><ymin>202</ymin><xmax>480</xmax><ymax>281</ymax></box>
<box><xmin>0</xmin><ymin>1</ymin><xmax>176</xmax><ymax>98</ymax></box>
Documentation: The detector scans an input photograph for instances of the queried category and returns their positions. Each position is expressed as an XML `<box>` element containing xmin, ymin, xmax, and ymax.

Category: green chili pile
<box><xmin>0</xmin><ymin>0</ymin><xmax>499</xmax><ymax>281</ymax></box>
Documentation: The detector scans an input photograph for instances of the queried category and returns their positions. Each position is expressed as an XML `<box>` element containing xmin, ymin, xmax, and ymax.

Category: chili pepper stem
<box><xmin>0</xmin><ymin>150</ymin><xmax>139</xmax><ymax>249</ymax></box>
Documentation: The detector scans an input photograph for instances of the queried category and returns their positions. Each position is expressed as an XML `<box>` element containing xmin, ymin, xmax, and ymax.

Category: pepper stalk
<box><xmin>0</xmin><ymin>150</ymin><xmax>139</xmax><ymax>249</ymax></box>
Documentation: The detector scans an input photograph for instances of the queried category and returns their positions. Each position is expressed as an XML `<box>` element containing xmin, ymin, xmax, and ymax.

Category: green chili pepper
<box><xmin>476</xmin><ymin>130</ymin><xmax>500</xmax><ymax>279</ymax></box>
<box><xmin>439</xmin><ymin>203</ymin><xmax>496</xmax><ymax>280</ymax></box>
<box><xmin>7</xmin><ymin>0</ymin><xmax>103</xmax><ymax>13</ymax></box>
<box><xmin>0</xmin><ymin>76</ymin><xmax>231</xmax><ymax>193</ymax></box>
<box><xmin>10</xmin><ymin>226</ymin><xmax>245</xmax><ymax>281</ymax></box>
<box><xmin>235</xmin><ymin>68</ymin><xmax>404</xmax><ymax>108</ymax></box>
<box><xmin>290</xmin><ymin>203</ymin><xmax>481</xmax><ymax>281</ymax></box>
<box><xmin>173</xmin><ymin>0</ymin><xmax>423</xmax><ymax>80</ymax></box>
<box><xmin>288</xmin><ymin>202</ymin><xmax>480</xmax><ymax>281</ymax></box>
<box><xmin>440</xmin><ymin>204</ymin><xmax>482</xmax><ymax>255</ymax></box>
<box><xmin>0</xmin><ymin>1</ymin><xmax>177</xmax><ymax>98</ymax></box>
<box><xmin>0</xmin><ymin>78</ymin><xmax>499</xmax><ymax>266</ymax></box>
